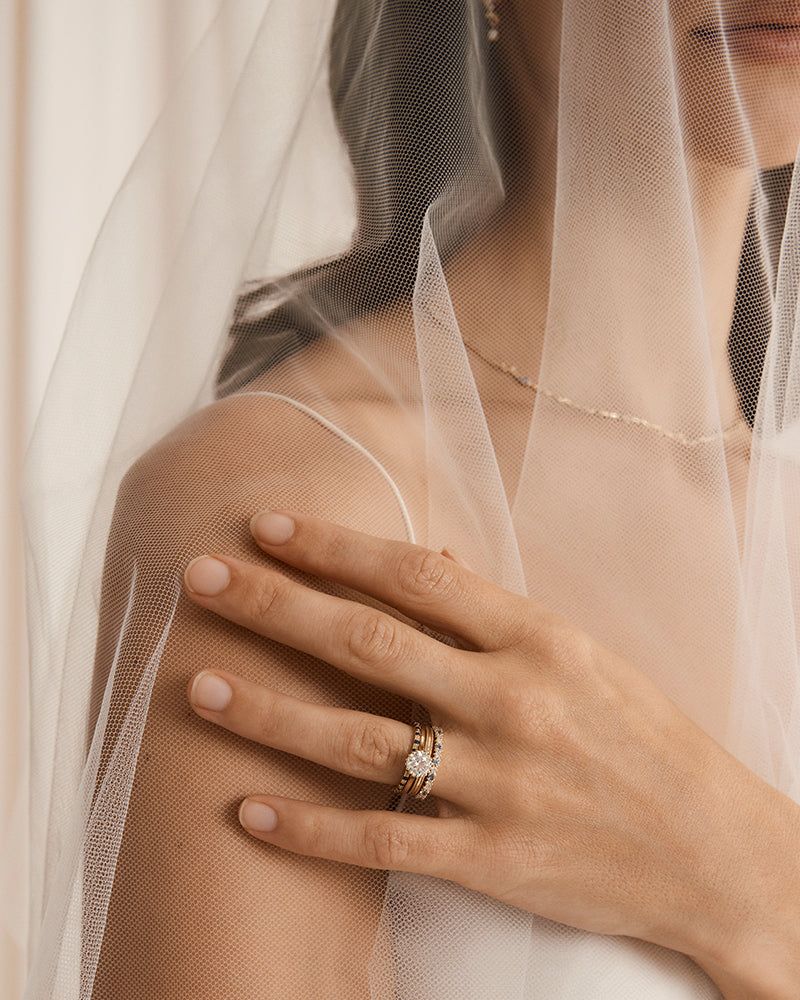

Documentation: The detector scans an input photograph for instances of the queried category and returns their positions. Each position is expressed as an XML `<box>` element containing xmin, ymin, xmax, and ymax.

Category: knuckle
<box><xmin>344</xmin><ymin>607</ymin><xmax>404</xmax><ymax>666</ymax></box>
<box><xmin>526</xmin><ymin>616</ymin><xmax>591</xmax><ymax>671</ymax></box>
<box><xmin>500</xmin><ymin>679</ymin><xmax>568</xmax><ymax>744</ymax></box>
<box><xmin>363</xmin><ymin>817</ymin><xmax>412</xmax><ymax>869</ymax></box>
<box><xmin>301</xmin><ymin>811</ymin><xmax>328</xmax><ymax>856</ymax></box>
<box><xmin>252</xmin><ymin>693</ymin><xmax>277</xmax><ymax>742</ymax></box>
<box><xmin>491</xmin><ymin>596</ymin><xmax>545</xmax><ymax>650</ymax></box>
<box><xmin>342</xmin><ymin>719</ymin><xmax>397</xmax><ymax>774</ymax></box>
<box><xmin>397</xmin><ymin>547</ymin><xmax>460</xmax><ymax>602</ymax></box>
<box><xmin>319</xmin><ymin>528</ymin><xmax>349</xmax><ymax>569</ymax></box>
<box><xmin>560</xmin><ymin>628</ymin><xmax>597</xmax><ymax>673</ymax></box>
<box><xmin>249</xmin><ymin>574</ymin><xmax>290</xmax><ymax>621</ymax></box>
<box><xmin>547</xmin><ymin>623</ymin><xmax>595</xmax><ymax>678</ymax></box>
<box><xmin>254</xmin><ymin>689</ymin><xmax>290</xmax><ymax>743</ymax></box>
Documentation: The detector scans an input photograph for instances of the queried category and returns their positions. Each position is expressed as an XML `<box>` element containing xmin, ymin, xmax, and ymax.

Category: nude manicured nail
<box><xmin>240</xmin><ymin>799</ymin><xmax>278</xmax><ymax>833</ymax></box>
<box><xmin>251</xmin><ymin>512</ymin><xmax>295</xmax><ymax>545</ymax></box>
<box><xmin>185</xmin><ymin>556</ymin><xmax>230</xmax><ymax>596</ymax></box>
<box><xmin>441</xmin><ymin>546</ymin><xmax>474</xmax><ymax>572</ymax></box>
<box><xmin>190</xmin><ymin>671</ymin><xmax>232</xmax><ymax>712</ymax></box>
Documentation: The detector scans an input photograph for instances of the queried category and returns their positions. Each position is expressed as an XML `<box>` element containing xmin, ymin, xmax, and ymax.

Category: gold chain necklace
<box><xmin>464</xmin><ymin>340</ymin><xmax>747</xmax><ymax>448</ymax></box>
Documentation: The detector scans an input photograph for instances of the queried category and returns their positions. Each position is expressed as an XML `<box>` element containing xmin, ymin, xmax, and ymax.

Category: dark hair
<box><xmin>217</xmin><ymin>0</ymin><xmax>505</xmax><ymax>396</ymax></box>
<box><xmin>217</xmin><ymin>1</ymin><xmax>791</xmax><ymax>429</ymax></box>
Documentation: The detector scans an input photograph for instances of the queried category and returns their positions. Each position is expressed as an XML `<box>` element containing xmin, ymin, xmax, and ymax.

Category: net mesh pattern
<box><xmin>20</xmin><ymin>0</ymin><xmax>800</xmax><ymax>996</ymax></box>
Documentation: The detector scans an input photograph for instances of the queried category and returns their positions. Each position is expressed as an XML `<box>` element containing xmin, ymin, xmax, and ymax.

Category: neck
<box><xmin>450</xmin><ymin>20</ymin><xmax>755</xmax><ymax>429</ymax></box>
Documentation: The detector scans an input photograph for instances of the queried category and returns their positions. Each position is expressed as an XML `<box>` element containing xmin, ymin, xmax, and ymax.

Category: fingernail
<box><xmin>189</xmin><ymin>671</ymin><xmax>233</xmax><ymax>712</ymax></box>
<box><xmin>441</xmin><ymin>546</ymin><xmax>474</xmax><ymax>573</ymax></box>
<box><xmin>240</xmin><ymin>799</ymin><xmax>278</xmax><ymax>833</ymax></box>
<box><xmin>185</xmin><ymin>556</ymin><xmax>230</xmax><ymax>596</ymax></box>
<box><xmin>251</xmin><ymin>511</ymin><xmax>295</xmax><ymax>546</ymax></box>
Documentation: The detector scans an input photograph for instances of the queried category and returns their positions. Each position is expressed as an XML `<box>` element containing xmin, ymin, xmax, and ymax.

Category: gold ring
<box><xmin>396</xmin><ymin>722</ymin><xmax>443</xmax><ymax>800</ymax></box>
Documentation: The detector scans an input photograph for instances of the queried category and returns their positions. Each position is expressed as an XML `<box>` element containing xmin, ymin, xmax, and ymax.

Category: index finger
<box><xmin>249</xmin><ymin>510</ymin><xmax>535</xmax><ymax>651</ymax></box>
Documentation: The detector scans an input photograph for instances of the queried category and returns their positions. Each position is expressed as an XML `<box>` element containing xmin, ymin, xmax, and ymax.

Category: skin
<box><xmin>183</xmin><ymin>2</ymin><xmax>800</xmax><ymax>994</ymax></box>
<box><xmin>183</xmin><ymin>512</ymin><xmax>800</xmax><ymax>998</ymax></box>
<box><xmin>455</xmin><ymin>0</ymin><xmax>800</xmax><ymax>434</ymax></box>
<box><xmin>91</xmin><ymin>397</ymin><xmax>420</xmax><ymax>1000</ymax></box>
<box><xmin>95</xmin><ymin>1</ymin><xmax>800</xmax><ymax>996</ymax></box>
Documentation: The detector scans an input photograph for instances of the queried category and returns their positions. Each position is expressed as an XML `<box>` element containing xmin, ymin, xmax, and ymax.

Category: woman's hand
<box><xmin>183</xmin><ymin>511</ymin><xmax>800</xmax><ymax>999</ymax></box>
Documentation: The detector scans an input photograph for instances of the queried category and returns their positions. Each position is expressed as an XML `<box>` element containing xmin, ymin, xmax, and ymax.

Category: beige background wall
<box><xmin>2</xmin><ymin>3</ymin><xmax>222</xmax><ymax>995</ymax></box>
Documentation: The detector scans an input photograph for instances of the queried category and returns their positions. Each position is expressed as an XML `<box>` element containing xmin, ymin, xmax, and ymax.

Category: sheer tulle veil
<box><xmin>19</xmin><ymin>0</ymin><xmax>800</xmax><ymax>996</ymax></box>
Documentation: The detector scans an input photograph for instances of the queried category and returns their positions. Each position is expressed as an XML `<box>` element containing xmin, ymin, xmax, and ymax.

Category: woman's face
<box><xmin>676</xmin><ymin>0</ymin><xmax>800</xmax><ymax>165</ymax></box>
<box><xmin>508</xmin><ymin>0</ymin><xmax>800</xmax><ymax>167</ymax></box>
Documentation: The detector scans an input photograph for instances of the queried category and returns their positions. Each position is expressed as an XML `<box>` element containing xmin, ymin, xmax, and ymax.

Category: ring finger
<box><xmin>187</xmin><ymin>668</ymin><xmax>476</xmax><ymax>807</ymax></box>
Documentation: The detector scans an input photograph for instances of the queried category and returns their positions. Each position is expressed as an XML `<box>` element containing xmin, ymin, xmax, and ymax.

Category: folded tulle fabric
<box><xmin>21</xmin><ymin>0</ymin><xmax>800</xmax><ymax>996</ymax></box>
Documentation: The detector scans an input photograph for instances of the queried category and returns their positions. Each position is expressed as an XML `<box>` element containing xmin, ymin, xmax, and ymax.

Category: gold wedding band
<box><xmin>396</xmin><ymin>722</ymin><xmax>443</xmax><ymax>800</ymax></box>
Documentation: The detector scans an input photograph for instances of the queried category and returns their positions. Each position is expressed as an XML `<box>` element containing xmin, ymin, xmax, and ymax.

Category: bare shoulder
<box><xmin>116</xmin><ymin>389</ymin><xmax>415</xmax><ymax>553</ymax></box>
<box><xmin>93</xmin><ymin>389</ymin><xmax>414</xmax><ymax>998</ymax></box>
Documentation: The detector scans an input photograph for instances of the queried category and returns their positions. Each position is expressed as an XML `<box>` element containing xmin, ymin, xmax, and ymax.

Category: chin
<box><xmin>735</xmin><ymin>66</ymin><xmax>800</xmax><ymax>168</ymax></box>
<box><xmin>678</xmin><ymin>27</ymin><xmax>800</xmax><ymax>169</ymax></box>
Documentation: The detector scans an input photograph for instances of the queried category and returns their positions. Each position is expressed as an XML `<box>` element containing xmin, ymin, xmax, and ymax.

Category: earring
<box><xmin>481</xmin><ymin>0</ymin><xmax>501</xmax><ymax>42</ymax></box>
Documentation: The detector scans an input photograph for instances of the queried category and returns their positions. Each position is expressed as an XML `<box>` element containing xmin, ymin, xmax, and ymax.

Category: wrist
<box><xmin>695</xmin><ymin>939</ymin><xmax>800</xmax><ymax>1000</ymax></box>
<box><xmin>687</xmin><ymin>776</ymin><xmax>800</xmax><ymax>999</ymax></box>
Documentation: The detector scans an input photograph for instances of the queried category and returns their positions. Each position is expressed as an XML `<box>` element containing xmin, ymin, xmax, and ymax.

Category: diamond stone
<box><xmin>405</xmin><ymin>750</ymin><xmax>432</xmax><ymax>777</ymax></box>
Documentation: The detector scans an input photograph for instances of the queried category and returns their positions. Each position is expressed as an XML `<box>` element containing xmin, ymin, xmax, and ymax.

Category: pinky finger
<box><xmin>239</xmin><ymin>796</ymin><xmax>474</xmax><ymax>881</ymax></box>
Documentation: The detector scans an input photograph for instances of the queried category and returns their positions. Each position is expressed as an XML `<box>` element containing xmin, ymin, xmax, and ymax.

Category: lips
<box><xmin>723</xmin><ymin>1</ymin><xmax>800</xmax><ymax>29</ymax></box>
<box><xmin>724</xmin><ymin>23</ymin><xmax>800</xmax><ymax>62</ymax></box>
<box><xmin>692</xmin><ymin>4</ymin><xmax>800</xmax><ymax>61</ymax></box>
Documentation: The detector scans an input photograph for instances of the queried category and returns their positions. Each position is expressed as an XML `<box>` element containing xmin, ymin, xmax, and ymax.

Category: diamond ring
<box><xmin>396</xmin><ymin>722</ymin><xmax>443</xmax><ymax>800</ymax></box>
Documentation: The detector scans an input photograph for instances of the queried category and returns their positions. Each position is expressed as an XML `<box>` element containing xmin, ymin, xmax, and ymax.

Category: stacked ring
<box><xmin>396</xmin><ymin>722</ymin><xmax>443</xmax><ymax>800</ymax></box>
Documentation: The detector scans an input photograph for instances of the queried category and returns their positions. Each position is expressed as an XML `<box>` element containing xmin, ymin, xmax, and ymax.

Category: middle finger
<box><xmin>184</xmin><ymin>554</ymin><xmax>467</xmax><ymax>711</ymax></box>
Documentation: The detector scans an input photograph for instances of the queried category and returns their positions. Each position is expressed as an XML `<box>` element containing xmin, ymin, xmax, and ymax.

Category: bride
<box><xmin>22</xmin><ymin>0</ymin><xmax>800</xmax><ymax>997</ymax></box>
